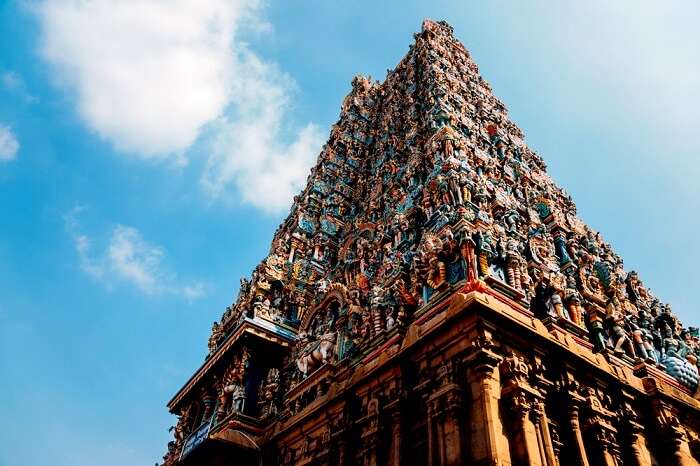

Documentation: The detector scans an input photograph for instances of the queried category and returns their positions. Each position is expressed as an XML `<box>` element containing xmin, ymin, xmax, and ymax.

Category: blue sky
<box><xmin>1</xmin><ymin>1</ymin><xmax>699</xmax><ymax>465</ymax></box>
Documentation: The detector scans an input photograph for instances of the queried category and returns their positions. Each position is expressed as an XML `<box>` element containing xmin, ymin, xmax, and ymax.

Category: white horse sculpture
<box><xmin>296</xmin><ymin>331</ymin><xmax>336</xmax><ymax>376</ymax></box>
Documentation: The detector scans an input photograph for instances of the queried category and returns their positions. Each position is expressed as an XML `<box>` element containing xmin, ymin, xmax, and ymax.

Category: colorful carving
<box><xmin>163</xmin><ymin>19</ymin><xmax>700</xmax><ymax>464</ymax></box>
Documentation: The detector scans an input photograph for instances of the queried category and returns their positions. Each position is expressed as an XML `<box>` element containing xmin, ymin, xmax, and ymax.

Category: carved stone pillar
<box><xmin>651</xmin><ymin>399</ymin><xmax>697</xmax><ymax>466</ymax></box>
<box><xmin>427</xmin><ymin>362</ymin><xmax>465</xmax><ymax>466</ymax></box>
<box><xmin>506</xmin><ymin>392</ymin><xmax>545</xmax><ymax>466</ymax></box>
<box><xmin>330</xmin><ymin>416</ymin><xmax>350</xmax><ymax>466</ymax></box>
<box><xmin>386</xmin><ymin>400</ymin><xmax>403</xmax><ymax>466</ymax></box>
<box><xmin>500</xmin><ymin>353</ymin><xmax>554</xmax><ymax>466</ymax></box>
<box><xmin>358</xmin><ymin>397</ymin><xmax>381</xmax><ymax>466</ymax></box>
<box><xmin>463</xmin><ymin>333</ymin><xmax>511</xmax><ymax>465</ymax></box>
<box><xmin>618</xmin><ymin>395</ymin><xmax>652</xmax><ymax>466</ymax></box>
<box><xmin>567</xmin><ymin>399</ymin><xmax>590</xmax><ymax>466</ymax></box>
<box><xmin>427</xmin><ymin>396</ymin><xmax>446</xmax><ymax>466</ymax></box>
<box><xmin>579</xmin><ymin>387</ymin><xmax>622</xmax><ymax>466</ymax></box>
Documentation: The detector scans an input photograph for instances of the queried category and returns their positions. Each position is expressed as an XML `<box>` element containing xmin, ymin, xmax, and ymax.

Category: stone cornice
<box><xmin>167</xmin><ymin>317</ymin><xmax>296</xmax><ymax>411</ymax></box>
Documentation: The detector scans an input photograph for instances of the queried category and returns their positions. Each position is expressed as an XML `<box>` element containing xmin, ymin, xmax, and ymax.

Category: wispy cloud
<box><xmin>64</xmin><ymin>206</ymin><xmax>104</xmax><ymax>279</ymax></box>
<box><xmin>37</xmin><ymin>0</ymin><xmax>320</xmax><ymax>212</ymax></box>
<box><xmin>107</xmin><ymin>225</ymin><xmax>165</xmax><ymax>294</ymax></box>
<box><xmin>202</xmin><ymin>50</ymin><xmax>323</xmax><ymax>212</ymax></box>
<box><xmin>64</xmin><ymin>207</ymin><xmax>205</xmax><ymax>300</ymax></box>
<box><xmin>0</xmin><ymin>124</ymin><xmax>19</xmax><ymax>162</ymax></box>
<box><xmin>1</xmin><ymin>71</ymin><xmax>39</xmax><ymax>104</ymax></box>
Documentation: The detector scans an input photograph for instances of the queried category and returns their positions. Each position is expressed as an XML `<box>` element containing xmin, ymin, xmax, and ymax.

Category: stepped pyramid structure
<box><xmin>161</xmin><ymin>20</ymin><xmax>700</xmax><ymax>466</ymax></box>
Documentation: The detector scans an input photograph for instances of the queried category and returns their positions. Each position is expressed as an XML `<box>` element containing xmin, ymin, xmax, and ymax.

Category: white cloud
<box><xmin>37</xmin><ymin>0</ymin><xmax>249</xmax><ymax>156</ymax></box>
<box><xmin>0</xmin><ymin>124</ymin><xmax>19</xmax><ymax>161</ymax></box>
<box><xmin>202</xmin><ymin>51</ymin><xmax>324</xmax><ymax>212</ymax></box>
<box><xmin>37</xmin><ymin>0</ymin><xmax>321</xmax><ymax>213</ymax></box>
<box><xmin>108</xmin><ymin>225</ymin><xmax>164</xmax><ymax>294</ymax></box>
<box><xmin>64</xmin><ymin>208</ymin><xmax>204</xmax><ymax>299</ymax></box>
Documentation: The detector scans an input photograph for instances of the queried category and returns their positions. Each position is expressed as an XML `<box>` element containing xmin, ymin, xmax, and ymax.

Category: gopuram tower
<box><xmin>161</xmin><ymin>20</ymin><xmax>700</xmax><ymax>466</ymax></box>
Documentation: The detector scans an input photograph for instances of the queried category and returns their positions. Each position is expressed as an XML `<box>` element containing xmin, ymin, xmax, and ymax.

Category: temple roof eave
<box><xmin>167</xmin><ymin>318</ymin><xmax>296</xmax><ymax>412</ymax></box>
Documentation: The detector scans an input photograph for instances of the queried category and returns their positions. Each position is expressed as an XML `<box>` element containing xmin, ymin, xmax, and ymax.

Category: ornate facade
<box><xmin>160</xmin><ymin>20</ymin><xmax>700</xmax><ymax>466</ymax></box>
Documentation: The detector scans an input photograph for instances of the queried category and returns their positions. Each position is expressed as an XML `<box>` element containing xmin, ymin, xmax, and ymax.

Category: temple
<box><xmin>160</xmin><ymin>20</ymin><xmax>700</xmax><ymax>466</ymax></box>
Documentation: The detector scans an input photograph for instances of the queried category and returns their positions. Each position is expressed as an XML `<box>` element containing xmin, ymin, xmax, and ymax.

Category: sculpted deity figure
<box><xmin>208</xmin><ymin>321</ymin><xmax>224</xmax><ymax>355</ymax></box>
<box><xmin>230</xmin><ymin>383</ymin><xmax>246</xmax><ymax>413</ymax></box>
<box><xmin>239</xmin><ymin>275</ymin><xmax>251</xmax><ymax>294</ymax></box>
<box><xmin>437</xmin><ymin>135</ymin><xmax>454</xmax><ymax>161</ymax></box>
<box><xmin>503</xmin><ymin>209</ymin><xmax>521</xmax><ymax>235</ymax></box>
<box><xmin>473</xmin><ymin>178</ymin><xmax>490</xmax><ymax>210</ymax></box>
<box><xmin>549</xmin><ymin>272</ymin><xmax>567</xmax><ymax>319</ymax></box>
<box><xmin>296</xmin><ymin>328</ymin><xmax>337</xmax><ymax>377</ymax></box>
<box><xmin>660</xmin><ymin>323</ymin><xmax>700</xmax><ymax>391</ymax></box>
<box><xmin>605</xmin><ymin>294</ymin><xmax>636</xmax><ymax>358</ymax></box>
<box><xmin>458</xmin><ymin>170</ymin><xmax>473</xmax><ymax>204</ymax></box>
<box><xmin>258</xmin><ymin>369</ymin><xmax>280</xmax><ymax>418</ymax></box>
<box><xmin>564</xmin><ymin>274</ymin><xmax>584</xmax><ymax>327</ymax></box>
<box><xmin>415</xmin><ymin>234</ymin><xmax>448</xmax><ymax>289</ymax></box>
<box><xmin>252</xmin><ymin>295</ymin><xmax>273</xmax><ymax>320</ymax></box>
<box><xmin>661</xmin><ymin>323</ymin><xmax>683</xmax><ymax>360</ymax></box>
<box><xmin>625</xmin><ymin>271</ymin><xmax>643</xmax><ymax>304</ymax></box>
<box><xmin>370</xmin><ymin>285</ymin><xmax>387</xmax><ymax>335</ymax></box>
<box><xmin>171</xmin><ymin>404</ymin><xmax>192</xmax><ymax>448</ymax></box>
<box><xmin>217</xmin><ymin>361</ymin><xmax>239</xmax><ymax>421</ymax></box>
<box><xmin>503</xmin><ymin>238</ymin><xmax>524</xmax><ymax>290</ymax></box>
<box><xmin>385</xmin><ymin>308</ymin><xmax>396</xmax><ymax>331</ymax></box>
<box><xmin>636</xmin><ymin>311</ymin><xmax>660</xmax><ymax>363</ymax></box>
<box><xmin>475</xmin><ymin>230</ymin><xmax>496</xmax><ymax>277</ymax></box>
<box><xmin>532</xmin><ymin>274</ymin><xmax>557</xmax><ymax>319</ymax></box>
<box><xmin>588</xmin><ymin>305</ymin><xmax>608</xmax><ymax>353</ymax></box>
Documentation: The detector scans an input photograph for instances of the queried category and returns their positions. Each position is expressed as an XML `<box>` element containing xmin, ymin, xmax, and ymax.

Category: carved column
<box><xmin>463</xmin><ymin>333</ymin><xmax>511</xmax><ymax>465</ymax></box>
<box><xmin>427</xmin><ymin>361</ymin><xmax>465</xmax><ymax>466</ymax></box>
<box><xmin>532</xmin><ymin>401</ymin><xmax>559</xmax><ymax>466</ymax></box>
<box><xmin>358</xmin><ymin>397</ymin><xmax>381</xmax><ymax>466</ymax></box>
<box><xmin>579</xmin><ymin>387</ymin><xmax>622</xmax><ymax>466</ymax></box>
<box><xmin>566</xmin><ymin>394</ymin><xmax>590</xmax><ymax>466</ymax></box>
<box><xmin>427</xmin><ymin>395</ymin><xmax>436</xmax><ymax>466</ymax></box>
<box><xmin>651</xmin><ymin>399</ymin><xmax>697</xmax><ymax>466</ymax></box>
<box><xmin>386</xmin><ymin>400</ymin><xmax>403</xmax><ymax>466</ymax></box>
<box><xmin>330</xmin><ymin>415</ymin><xmax>350</xmax><ymax>466</ymax></box>
<box><xmin>618</xmin><ymin>395</ymin><xmax>652</xmax><ymax>466</ymax></box>
<box><xmin>500</xmin><ymin>353</ymin><xmax>554</xmax><ymax>466</ymax></box>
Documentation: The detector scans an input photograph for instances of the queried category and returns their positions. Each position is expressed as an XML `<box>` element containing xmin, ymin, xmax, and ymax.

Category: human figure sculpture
<box><xmin>661</xmin><ymin>323</ymin><xmax>683</xmax><ymax>360</ymax></box>
<box><xmin>549</xmin><ymin>272</ymin><xmax>567</xmax><ymax>319</ymax></box>
<box><xmin>587</xmin><ymin>306</ymin><xmax>607</xmax><ymax>353</ymax></box>
<box><xmin>532</xmin><ymin>274</ymin><xmax>556</xmax><ymax>319</ymax></box>
<box><xmin>503</xmin><ymin>238</ymin><xmax>524</xmax><ymax>290</ymax></box>
<box><xmin>258</xmin><ymin>369</ymin><xmax>280</xmax><ymax>418</ymax></box>
<box><xmin>230</xmin><ymin>383</ymin><xmax>246</xmax><ymax>413</ymax></box>
<box><xmin>208</xmin><ymin>322</ymin><xmax>224</xmax><ymax>355</ymax></box>
<box><xmin>564</xmin><ymin>274</ymin><xmax>584</xmax><ymax>327</ymax></box>
<box><xmin>636</xmin><ymin>311</ymin><xmax>660</xmax><ymax>363</ymax></box>
<box><xmin>475</xmin><ymin>230</ymin><xmax>496</xmax><ymax>277</ymax></box>
<box><xmin>370</xmin><ymin>285</ymin><xmax>387</xmax><ymax>334</ymax></box>
<box><xmin>626</xmin><ymin>314</ymin><xmax>650</xmax><ymax>361</ymax></box>
<box><xmin>605</xmin><ymin>295</ymin><xmax>636</xmax><ymax>358</ymax></box>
